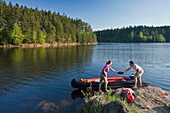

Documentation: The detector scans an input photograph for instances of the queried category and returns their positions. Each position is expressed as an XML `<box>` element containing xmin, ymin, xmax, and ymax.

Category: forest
<box><xmin>0</xmin><ymin>1</ymin><xmax>97</xmax><ymax>45</ymax></box>
<box><xmin>95</xmin><ymin>25</ymin><xmax>170</xmax><ymax>42</ymax></box>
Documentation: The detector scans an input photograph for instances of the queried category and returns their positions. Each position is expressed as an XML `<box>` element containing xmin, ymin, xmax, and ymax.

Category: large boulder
<box><xmin>79</xmin><ymin>95</ymin><xmax>106</xmax><ymax>113</ymax></box>
<box><xmin>103</xmin><ymin>100</ymin><xmax>130</xmax><ymax>113</ymax></box>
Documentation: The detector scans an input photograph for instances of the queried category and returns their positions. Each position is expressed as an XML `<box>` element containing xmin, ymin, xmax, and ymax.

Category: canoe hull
<box><xmin>71</xmin><ymin>78</ymin><xmax>150</xmax><ymax>90</ymax></box>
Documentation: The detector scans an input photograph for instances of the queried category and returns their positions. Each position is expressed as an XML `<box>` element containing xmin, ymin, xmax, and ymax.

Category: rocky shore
<box><xmin>79</xmin><ymin>86</ymin><xmax>170</xmax><ymax>113</ymax></box>
<box><xmin>0</xmin><ymin>42</ymin><xmax>97</xmax><ymax>48</ymax></box>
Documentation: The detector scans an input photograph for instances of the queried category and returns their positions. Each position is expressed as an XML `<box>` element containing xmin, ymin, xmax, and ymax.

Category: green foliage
<box><xmin>130</xmin><ymin>31</ymin><xmax>134</xmax><ymax>40</ymax></box>
<box><xmin>11</xmin><ymin>23</ymin><xmax>24</xmax><ymax>45</ymax></box>
<box><xmin>81</xmin><ymin>83</ymin><xmax>93</xmax><ymax>97</ymax></box>
<box><xmin>157</xmin><ymin>34</ymin><xmax>166</xmax><ymax>42</ymax></box>
<box><xmin>0</xmin><ymin>1</ymin><xmax>97</xmax><ymax>45</ymax></box>
<box><xmin>38</xmin><ymin>30</ymin><xmax>46</xmax><ymax>44</ymax></box>
<box><xmin>32</xmin><ymin>31</ymin><xmax>37</xmax><ymax>43</ymax></box>
<box><xmin>139</xmin><ymin>32</ymin><xmax>143</xmax><ymax>38</ymax></box>
<box><xmin>82</xmin><ymin>102</ymin><xmax>103</xmax><ymax>113</ymax></box>
<box><xmin>141</xmin><ymin>36</ymin><xmax>147</xmax><ymax>42</ymax></box>
<box><xmin>95</xmin><ymin>25</ymin><xmax>170</xmax><ymax>42</ymax></box>
<box><xmin>104</xmin><ymin>89</ymin><xmax>120</xmax><ymax>102</ymax></box>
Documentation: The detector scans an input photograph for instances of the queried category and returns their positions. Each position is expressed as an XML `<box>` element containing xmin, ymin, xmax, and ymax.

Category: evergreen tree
<box><xmin>11</xmin><ymin>23</ymin><xmax>24</xmax><ymax>44</ymax></box>
<box><xmin>47</xmin><ymin>22</ymin><xmax>56</xmax><ymax>43</ymax></box>
<box><xmin>32</xmin><ymin>30</ymin><xmax>37</xmax><ymax>43</ymax></box>
<box><xmin>38</xmin><ymin>30</ymin><xmax>46</xmax><ymax>44</ymax></box>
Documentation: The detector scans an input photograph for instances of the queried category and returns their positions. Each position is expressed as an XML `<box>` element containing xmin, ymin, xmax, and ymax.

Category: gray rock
<box><xmin>103</xmin><ymin>100</ymin><xmax>130</xmax><ymax>113</ymax></box>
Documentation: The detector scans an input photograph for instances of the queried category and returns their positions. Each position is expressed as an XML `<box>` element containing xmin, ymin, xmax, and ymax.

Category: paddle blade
<box><xmin>118</xmin><ymin>72</ymin><xmax>124</xmax><ymax>74</ymax></box>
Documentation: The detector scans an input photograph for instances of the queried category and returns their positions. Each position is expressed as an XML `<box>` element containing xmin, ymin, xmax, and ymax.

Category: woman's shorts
<box><xmin>135</xmin><ymin>71</ymin><xmax>144</xmax><ymax>78</ymax></box>
<box><xmin>100</xmin><ymin>73</ymin><xmax>108</xmax><ymax>84</ymax></box>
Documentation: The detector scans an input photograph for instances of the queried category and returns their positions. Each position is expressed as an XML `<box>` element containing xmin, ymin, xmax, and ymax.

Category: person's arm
<box><xmin>109</xmin><ymin>66</ymin><xmax>118</xmax><ymax>74</ymax></box>
<box><xmin>134</xmin><ymin>69</ymin><xmax>139</xmax><ymax>77</ymax></box>
<box><xmin>123</xmin><ymin>67</ymin><xmax>131</xmax><ymax>73</ymax></box>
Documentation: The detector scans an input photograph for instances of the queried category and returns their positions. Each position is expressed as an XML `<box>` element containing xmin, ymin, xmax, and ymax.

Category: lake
<box><xmin>0</xmin><ymin>43</ymin><xmax>170</xmax><ymax>113</ymax></box>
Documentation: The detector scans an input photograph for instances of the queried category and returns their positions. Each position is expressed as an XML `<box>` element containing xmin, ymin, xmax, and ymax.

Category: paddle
<box><xmin>133</xmin><ymin>92</ymin><xmax>151</xmax><ymax>109</ymax></box>
<box><xmin>118</xmin><ymin>71</ymin><xmax>124</xmax><ymax>74</ymax></box>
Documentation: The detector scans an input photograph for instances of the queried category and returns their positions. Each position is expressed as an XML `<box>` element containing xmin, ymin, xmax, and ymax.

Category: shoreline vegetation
<box><xmin>95</xmin><ymin>26</ymin><xmax>170</xmax><ymax>43</ymax></box>
<box><xmin>0</xmin><ymin>1</ymin><xmax>97</xmax><ymax>46</ymax></box>
<box><xmin>0</xmin><ymin>42</ymin><xmax>97</xmax><ymax>48</ymax></box>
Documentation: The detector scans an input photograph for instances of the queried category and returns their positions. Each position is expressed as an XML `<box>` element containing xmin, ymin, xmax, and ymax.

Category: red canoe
<box><xmin>87</xmin><ymin>76</ymin><xmax>130</xmax><ymax>83</ymax></box>
<box><xmin>71</xmin><ymin>76</ymin><xmax>149</xmax><ymax>90</ymax></box>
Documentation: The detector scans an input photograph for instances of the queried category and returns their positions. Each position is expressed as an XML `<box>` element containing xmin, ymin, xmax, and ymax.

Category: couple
<box><xmin>99</xmin><ymin>60</ymin><xmax>144</xmax><ymax>92</ymax></box>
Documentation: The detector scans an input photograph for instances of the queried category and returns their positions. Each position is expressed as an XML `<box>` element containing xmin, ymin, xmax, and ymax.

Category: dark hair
<box><xmin>129</xmin><ymin>61</ymin><xmax>134</xmax><ymax>64</ymax></box>
<box><xmin>106</xmin><ymin>60</ymin><xmax>112</xmax><ymax>65</ymax></box>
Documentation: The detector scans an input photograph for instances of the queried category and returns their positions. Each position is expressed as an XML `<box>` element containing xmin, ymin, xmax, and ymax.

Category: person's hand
<box><xmin>118</xmin><ymin>72</ymin><xmax>124</xmax><ymax>74</ymax></box>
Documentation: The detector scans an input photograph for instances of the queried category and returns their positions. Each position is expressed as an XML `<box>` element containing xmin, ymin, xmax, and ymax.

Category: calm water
<box><xmin>0</xmin><ymin>43</ymin><xmax>170</xmax><ymax>113</ymax></box>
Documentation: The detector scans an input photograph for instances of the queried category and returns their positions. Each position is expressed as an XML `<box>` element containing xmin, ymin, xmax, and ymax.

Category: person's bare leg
<box><xmin>134</xmin><ymin>76</ymin><xmax>137</xmax><ymax>88</ymax></box>
<box><xmin>99</xmin><ymin>82</ymin><xmax>102</xmax><ymax>92</ymax></box>
<box><xmin>138</xmin><ymin>76</ymin><xmax>142</xmax><ymax>87</ymax></box>
<box><xmin>105</xmin><ymin>84</ymin><xmax>109</xmax><ymax>92</ymax></box>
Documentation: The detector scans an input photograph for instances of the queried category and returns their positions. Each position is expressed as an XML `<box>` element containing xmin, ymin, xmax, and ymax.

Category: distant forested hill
<box><xmin>94</xmin><ymin>26</ymin><xmax>170</xmax><ymax>42</ymax></box>
<box><xmin>0</xmin><ymin>1</ymin><xmax>97</xmax><ymax>45</ymax></box>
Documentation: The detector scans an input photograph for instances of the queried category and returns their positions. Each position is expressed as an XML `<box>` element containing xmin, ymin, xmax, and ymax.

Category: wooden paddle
<box><xmin>133</xmin><ymin>92</ymin><xmax>151</xmax><ymax>109</ymax></box>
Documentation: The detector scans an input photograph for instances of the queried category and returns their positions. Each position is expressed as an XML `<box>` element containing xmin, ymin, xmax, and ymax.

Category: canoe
<box><xmin>71</xmin><ymin>76</ymin><xmax>149</xmax><ymax>90</ymax></box>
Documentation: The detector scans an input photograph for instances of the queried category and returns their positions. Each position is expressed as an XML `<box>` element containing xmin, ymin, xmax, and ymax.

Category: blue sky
<box><xmin>4</xmin><ymin>0</ymin><xmax>170</xmax><ymax>31</ymax></box>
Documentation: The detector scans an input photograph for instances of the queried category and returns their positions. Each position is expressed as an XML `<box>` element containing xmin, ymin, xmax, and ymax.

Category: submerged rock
<box><xmin>60</xmin><ymin>99</ymin><xmax>71</xmax><ymax>107</ymax></box>
<box><xmin>36</xmin><ymin>101</ymin><xmax>59</xmax><ymax>113</ymax></box>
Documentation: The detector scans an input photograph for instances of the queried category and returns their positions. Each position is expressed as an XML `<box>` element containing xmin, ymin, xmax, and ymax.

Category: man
<box><xmin>123</xmin><ymin>61</ymin><xmax>144</xmax><ymax>88</ymax></box>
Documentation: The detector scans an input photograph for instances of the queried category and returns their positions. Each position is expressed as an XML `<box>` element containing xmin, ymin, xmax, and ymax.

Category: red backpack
<box><xmin>121</xmin><ymin>90</ymin><xmax>134</xmax><ymax>102</ymax></box>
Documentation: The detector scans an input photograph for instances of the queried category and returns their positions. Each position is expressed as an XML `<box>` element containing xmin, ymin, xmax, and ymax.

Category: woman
<box><xmin>99</xmin><ymin>60</ymin><xmax>118</xmax><ymax>92</ymax></box>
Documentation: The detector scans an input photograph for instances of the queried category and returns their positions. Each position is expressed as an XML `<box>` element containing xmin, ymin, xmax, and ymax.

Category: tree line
<box><xmin>0</xmin><ymin>1</ymin><xmax>97</xmax><ymax>45</ymax></box>
<box><xmin>94</xmin><ymin>25</ymin><xmax>170</xmax><ymax>42</ymax></box>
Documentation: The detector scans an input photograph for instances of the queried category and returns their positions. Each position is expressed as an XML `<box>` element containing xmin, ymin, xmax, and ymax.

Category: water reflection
<box><xmin>71</xmin><ymin>90</ymin><xmax>84</xmax><ymax>100</ymax></box>
<box><xmin>0</xmin><ymin>46</ymin><xmax>95</xmax><ymax>97</ymax></box>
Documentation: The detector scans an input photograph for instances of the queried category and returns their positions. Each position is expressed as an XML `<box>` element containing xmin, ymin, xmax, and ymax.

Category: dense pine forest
<box><xmin>95</xmin><ymin>26</ymin><xmax>170</xmax><ymax>42</ymax></box>
<box><xmin>0</xmin><ymin>1</ymin><xmax>97</xmax><ymax>45</ymax></box>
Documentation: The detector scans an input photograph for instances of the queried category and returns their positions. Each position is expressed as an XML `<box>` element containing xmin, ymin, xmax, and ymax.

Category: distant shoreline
<box><xmin>0</xmin><ymin>43</ymin><xmax>98</xmax><ymax>48</ymax></box>
<box><xmin>97</xmin><ymin>42</ymin><xmax>168</xmax><ymax>43</ymax></box>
